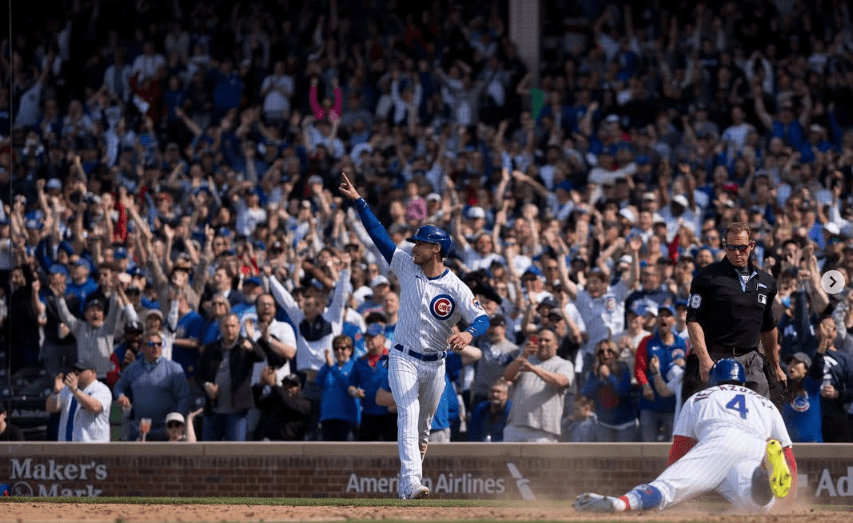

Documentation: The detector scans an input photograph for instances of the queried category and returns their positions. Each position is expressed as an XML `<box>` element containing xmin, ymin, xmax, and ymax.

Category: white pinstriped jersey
<box><xmin>390</xmin><ymin>249</ymin><xmax>485</xmax><ymax>353</ymax></box>
<box><xmin>675</xmin><ymin>384</ymin><xmax>792</xmax><ymax>446</ymax></box>
<box><xmin>645</xmin><ymin>383</ymin><xmax>793</xmax><ymax>510</ymax></box>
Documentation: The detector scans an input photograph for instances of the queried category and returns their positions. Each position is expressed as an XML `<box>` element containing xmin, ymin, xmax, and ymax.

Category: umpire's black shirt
<box><xmin>686</xmin><ymin>257</ymin><xmax>777</xmax><ymax>349</ymax></box>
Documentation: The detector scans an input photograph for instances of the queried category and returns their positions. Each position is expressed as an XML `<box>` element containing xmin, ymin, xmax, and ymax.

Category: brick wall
<box><xmin>1</xmin><ymin>443</ymin><xmax>852</xmax><ymax>503</ymax></box>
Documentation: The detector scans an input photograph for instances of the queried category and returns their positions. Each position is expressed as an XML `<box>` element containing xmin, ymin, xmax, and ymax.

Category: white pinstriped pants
<box><xmin>388</xmin><ymin>350</ymin><xmax>446</xmax><ymax>495</ymax></box>
<box><xmin>646</xmin><ymin>434</ymin><xmax>772</xmax><ymax>510</ymax></box>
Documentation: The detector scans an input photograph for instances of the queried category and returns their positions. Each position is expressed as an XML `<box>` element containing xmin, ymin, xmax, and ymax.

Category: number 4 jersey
<box><xmin>675</xmin><ymin>385</ymin><xmax>792</xmax><ymax>447</ymax></box>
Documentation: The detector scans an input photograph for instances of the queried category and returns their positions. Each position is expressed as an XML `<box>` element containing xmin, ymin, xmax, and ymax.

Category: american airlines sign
<box><xmin>345</xmin><ymin>463</ymin><xmax>533</xmax><ymax>498</ymax></box>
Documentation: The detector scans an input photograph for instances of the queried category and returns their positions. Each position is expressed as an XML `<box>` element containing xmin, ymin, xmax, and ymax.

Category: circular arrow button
<box><xmin>821</xmin><ymin>270</ymin><xmax>846</xmax><ymax>295</ymax></box>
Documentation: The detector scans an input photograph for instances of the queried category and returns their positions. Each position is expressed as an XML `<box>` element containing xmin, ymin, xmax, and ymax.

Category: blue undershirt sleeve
<box><xmin>354</xmin><ymin>198</ymin><xmax>396</xmax><ymax>264</ymax></box>
<box><xmin>465</xmin><ymin>315</ymin><xmax>490</xmax><ymax>338</ymax></box>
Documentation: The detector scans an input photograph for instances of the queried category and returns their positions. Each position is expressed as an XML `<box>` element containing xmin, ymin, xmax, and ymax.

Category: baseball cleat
<box><xmin>573</xmin><ymin>493</ymin><xmax>625</xmax><ymax>512</ymax></box>
<box><xmin>764</xmin><ymin>439</ymin><xmax>791</xmax><ymax>498</ymax></box>
<box><xmin>401</xmin><ymin>484</ymin><xmax>430</xmax><ymax>500</ymax></box>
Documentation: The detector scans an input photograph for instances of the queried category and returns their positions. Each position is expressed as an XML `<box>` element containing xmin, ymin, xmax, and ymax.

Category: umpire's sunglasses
<box><xmin>723</xmin><ymin>242</ymin><xmax>753</xmax><ymax>252</ymax></box>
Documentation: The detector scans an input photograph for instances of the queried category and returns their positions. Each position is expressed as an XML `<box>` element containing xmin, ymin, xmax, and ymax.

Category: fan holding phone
<box><xmin>501</xmin><ymin>329</ymin><xmax>575</xmax><ymax>442</ymax></box>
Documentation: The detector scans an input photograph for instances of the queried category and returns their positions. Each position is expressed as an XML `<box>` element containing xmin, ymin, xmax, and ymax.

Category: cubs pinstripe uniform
<box><xmin>389</xmin><ymin>250</ymin><xmax>482</xmax><ymax>362</ymax></box>
<box><xmin>575</xmin><ymin>360</ymin><xmax>796</xmax><ymax>513</ymax></box>
<box><xmin>647</xmin><ymin>384</ymin><xmax>793</xmax><ymax>509</ymax></box>
<box><xmin>389</xmin><ymin>246</ymin><xmax>484</xmax><ymax>489</ymax></box>
<box><xmin>349</xmin><ymin>194</ymin><xmax>488</xmax><ymax>499</ymax></box>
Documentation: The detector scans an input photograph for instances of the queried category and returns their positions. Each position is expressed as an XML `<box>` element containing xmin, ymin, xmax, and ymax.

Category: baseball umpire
<box><xmin>684</xmin><ymin>221</ymin><xmax>786</xmax><ymax>406</ymax></box>
<box><xmin>339</xmin><ymin>172</ymin><xmax>489</xmax><ymax>499</ymax></box>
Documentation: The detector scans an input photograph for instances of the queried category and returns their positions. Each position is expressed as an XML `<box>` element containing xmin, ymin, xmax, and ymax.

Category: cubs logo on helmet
<box><xmin>406</xmin><ymin>225</ymin><xmax>452</xmax><ymax>256</ymax></box>
<box><xmin>708</xmin><ymin>358</ymin><xmax>745</xmax><ymax>387</ymax></box>
<box><xmin>430</xmin><ymin>294</ymin><xmax>456</xmax><ymax>320</ymax></box>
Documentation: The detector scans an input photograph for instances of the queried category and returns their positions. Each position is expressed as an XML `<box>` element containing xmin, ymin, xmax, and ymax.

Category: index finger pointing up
<box><xmin>339</xmin><ymin>171</ymin><xmax>360</xmax><ymax>200</ymax></box>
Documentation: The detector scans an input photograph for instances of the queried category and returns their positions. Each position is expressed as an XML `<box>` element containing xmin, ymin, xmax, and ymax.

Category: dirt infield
<box><xmin>0</xmin><ymin>501</ymin><xmax>849</xmax><ymax>523</ymax></box>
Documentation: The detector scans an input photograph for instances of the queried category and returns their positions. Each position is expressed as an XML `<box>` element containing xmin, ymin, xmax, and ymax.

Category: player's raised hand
<box><xmin>339</xmin><ymin>172</ymin><xmax>361</xmax><ymax>200</ymax></box>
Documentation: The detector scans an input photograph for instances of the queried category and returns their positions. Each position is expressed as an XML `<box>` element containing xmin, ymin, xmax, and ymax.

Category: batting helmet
<box><xmin>708</xmin><ymin>358</ymin><xmax>746</xmax><ymax>387</ymax></box>
<box><xmin>406</xmin><ymin>225</ymin><xmax>452</xmax><ymax>256</ymax></box>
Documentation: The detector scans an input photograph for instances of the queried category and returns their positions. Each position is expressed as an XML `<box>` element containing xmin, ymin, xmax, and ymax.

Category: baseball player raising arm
<box><xmin>339</xmin><ymin>172</ymin><xmax>489</xmax><ymax>500</ymax></box>
<box><xmin>574</xmin><ymin>358</ymin><xmax>796</xmax><ymax>513</ymax></box>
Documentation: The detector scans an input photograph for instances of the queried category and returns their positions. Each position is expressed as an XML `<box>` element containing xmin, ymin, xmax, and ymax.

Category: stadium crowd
<box><xmin>1</xmin><ymin>0</ymin><xmax>853</xmax><ymax>444</ymax></box>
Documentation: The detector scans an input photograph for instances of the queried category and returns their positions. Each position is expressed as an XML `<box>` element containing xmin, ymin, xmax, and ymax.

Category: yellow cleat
<box><xmin>765</xmin><ymin>439</ymin><xmax>791</xmax><ymax>498</ymax></box>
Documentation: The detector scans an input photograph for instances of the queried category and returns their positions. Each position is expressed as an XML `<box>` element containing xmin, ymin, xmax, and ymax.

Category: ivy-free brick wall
<box><xmin>1</xmin><ymin>443</ymin><xmax>851</xmax><ymax>503</ymax></box>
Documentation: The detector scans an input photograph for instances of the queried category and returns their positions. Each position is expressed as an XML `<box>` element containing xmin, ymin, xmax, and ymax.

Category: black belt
<box><xmin>710</xmin><ymin>345</ymin><xmax>757</xmax><ymax>357</ymax></box>
<box><xmin>394</xmin><ymin>344</ymin><xmax>446</xmax><ymax>362</ymax></box>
